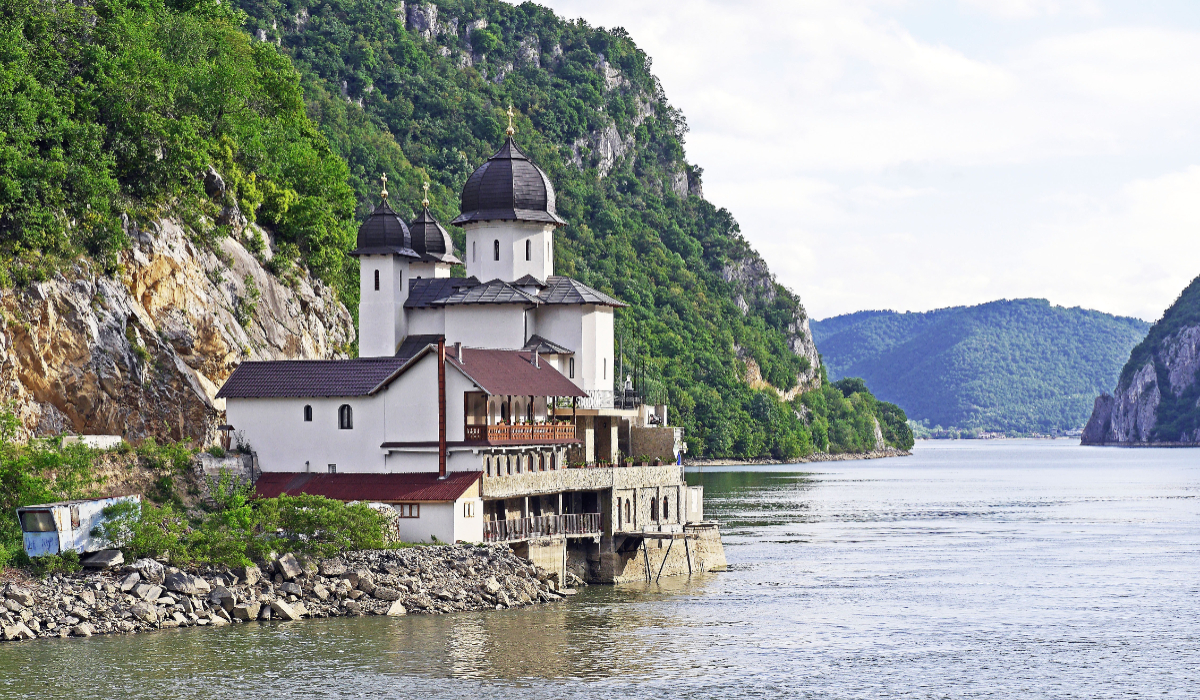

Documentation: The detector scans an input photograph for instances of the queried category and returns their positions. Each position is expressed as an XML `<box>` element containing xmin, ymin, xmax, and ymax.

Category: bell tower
<box><xmin>350</xmin><ymin>175</ymin><xmax>421</xmax><ymax>357</ymax></box>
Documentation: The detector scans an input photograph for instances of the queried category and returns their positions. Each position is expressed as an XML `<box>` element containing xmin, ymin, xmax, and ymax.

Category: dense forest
<box><xmin>0</xmin><ymin>0</ymin><xmax>911</xmax><ymax>458</ymax></box>
<box><xmin>812</xmin><ymin>299</ymin><xmax>1149</xmax><ymax>435</ymax></box>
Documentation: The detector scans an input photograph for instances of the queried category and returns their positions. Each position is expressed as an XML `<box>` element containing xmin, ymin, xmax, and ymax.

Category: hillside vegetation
<box><xmin>812</xmin><ymin>299</ymin><xmax>1149</xmax><ymax>435</ymax></box>
<box><xmin>0</xmin><ymin>0</ymin><xmax>911</xmax><ymax>459</ymax></box>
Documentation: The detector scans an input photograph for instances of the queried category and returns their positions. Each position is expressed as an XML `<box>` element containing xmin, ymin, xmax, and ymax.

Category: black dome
<box><xmin>451</xmin><ymin>138</ymin><xmax>566</xmax><ymax>226</ymax></box>
<box><xmin>409</xmin><ymin>206</ymin><xmax>462</xmax><ymax>264</ymax></box>
<box><xmin>350</xmin><ymin>200</ymin><xmax>419</xmax><ymax>258</ymax></box>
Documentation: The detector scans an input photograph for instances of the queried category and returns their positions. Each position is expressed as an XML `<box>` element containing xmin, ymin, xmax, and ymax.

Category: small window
<box><xmin>569</xmin><ymin>357</ymin><xmax>575</xmax><ymax>379</ymax></box>
<box><xmin>338</xmin><ymin>404</ymin><xmax>353</xmax><ymax>430</ymax></box>
<box><xmin>374</xmin><ymin>269</ymin><xmax>380</xmax><ymax>291</ymax></box>
<box><xmin>493</xmin><ymin>239</ymin><xmax>500</xmax><ymax>261</ymax></box>
<box><xmin>396</xmin><ymin>503</ymin><xmax>419</xmax><ymax>518</ymax></box>
<box><xmin>604</xmin><ymin>358</ymin><xmax>607</xmax><ymax>380</ymax></box>
<box><xmin>485</xmin><ymin>456</ymin><xmax>492</xmax><ymax>477</ymax></box>
<box><xmin>472</xmin><ymin>241</ymin><xmax>476</xmax><ymax>262</ymax></box>
<box><xmin>18</xmin><ymin>510</ymin><xmax>55</xmax><ymax>533</ymax></box>
<box><xmin>463</xmin><ymin>501</ymin><xmax>475</xmax><ymax>518</ymax></box>
<box><xmin>303</xmin><ymin>405</ymin><xmax>312</xmax><ymax>422</ymax></box>
<box><xmin>651</xmin><ymin>497</ymin><xmax>659</xmax><ymax>521</ymax></box>
<box><xmin>506</xmin><ymin>457</ymin><xmax>512</xmax><ymax>476</ymax></box>
<box><xmin>625</xmin><ymin>500</ymin><xmax>631</xmax><ymax>526</ymax></box>
<box><xmin>663</xmin><ymin>497</ymin><xmax>669</xmax><ymax>521</ymax></box>
<box><xmin>525</xmin><ymin>239</ymin><xmax>531</xmax><ymax>261</ymax></box>
<box><xmin>328</xmin><ymin>464</ymin><xmax>337</xmax><ymax>474</ymax></box>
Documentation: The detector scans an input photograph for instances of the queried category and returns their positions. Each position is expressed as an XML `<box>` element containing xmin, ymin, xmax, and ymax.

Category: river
<box><xmin>1</xmin><ymin>439</ymin><xmax>1197</xmax><ymax>698</ymax></box>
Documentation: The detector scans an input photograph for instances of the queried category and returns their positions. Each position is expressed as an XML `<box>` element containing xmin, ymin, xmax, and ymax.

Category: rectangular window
<box><xmin>18</xmin><ymin>510</ymin><xmax>55</xmax><ymax>533</ymax></box>
<box><xmin>472</xmin><ymin>241</ymin><xmax>476</xmax><ymax>262</ymax></box>
<box><xmin>525</xmin><ymin>239</ymin><xmax>531</xmax><ymax>261</ymax></box>
<box><xmin>569</xmin><ymin>357</ymin><xmax>575</xmax><ymax>379</ymax></box>
<box><xmin>328</xmin><ymin>464</ymin><xmax>337</xmax><ymax>474</ymax></box>
<box><xmin>374</xmin><ymin>269</ymin><xmax>380</xmax><ymax>291</ymax></box>
<box><xmin>396</xmin><ymin>503</ymin><xmax>419</xmax><ymax>518</ymax></box>
<box><xmin>463</xmin><ymin>501</ymin><xmax>475</xmax><ymax>518</ymax></box>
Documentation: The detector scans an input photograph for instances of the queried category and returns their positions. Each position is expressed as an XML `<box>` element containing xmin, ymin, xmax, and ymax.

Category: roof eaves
<box><xmin>367</xmin><ymin>343</ymin><xmax>439</xmax><ymax>395</ymax></box>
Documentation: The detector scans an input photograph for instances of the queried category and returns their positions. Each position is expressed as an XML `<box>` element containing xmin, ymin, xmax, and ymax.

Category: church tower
<box><xmin>451</xmin><ymin>107</ymin><xmax>565</xmax><ymax>283</ymax></box>
<box><xmin>350</xmin><ymin>176</ymin><xmax>421</xmax><ymax>357</ymax></box>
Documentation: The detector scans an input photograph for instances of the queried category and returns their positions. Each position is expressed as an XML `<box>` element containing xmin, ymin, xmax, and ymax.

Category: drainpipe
<box><xmin>438</xmin><ymin>337</ymin><xmax>447</xmax><ymax>479</ymax></box>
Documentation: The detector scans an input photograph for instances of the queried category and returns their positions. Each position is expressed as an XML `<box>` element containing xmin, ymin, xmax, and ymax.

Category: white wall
<box><xmin>534</xmin><ymin>304</ymin><xmax>613</xmax><ymax>392</ymax></box>
<box><xmin>463</xmin><ymin>221</ymin><xmax>553</xmax><ymax>282</ymax></box>
<box><xmin>406</xmin><ymin>307</ymin><xmax>445</xmax><ymax>337</ymax></box>
<box><xmin>444</xmin><ymin>305</ymin><xmax>527</xmax><ymax>349</ymax></box>
<box><xmin>359</xmin><ymin>254</ymin><xmax>411</xmax><ymax>357</ymax></box>
<box><xmin>409</xmin><ymin>261</ymin><xmax>451</xmax><ymax>279</ymax></box>
<box><xmin>227</xmin><ymin>396</ymin><xmax>386</xmax><ymax>473</ymax></box>
<box><xmin>535</xmin><ymin>305</ymin><xmax>584</xmax><ymax>387</ymax></box>
<box><xmin>382</xmin><ymin>353</ymin><xmax>440</xmax><ymax>444</ymax></box>
<box><xmin>391</xmin><ymin>502</ymin><xmax>455</xmax><ymax>543</ymax></box>
<box><xmin>454</xmin><ymin>495</ymin><xmax>484</xmax><ymax>543</ymax></box>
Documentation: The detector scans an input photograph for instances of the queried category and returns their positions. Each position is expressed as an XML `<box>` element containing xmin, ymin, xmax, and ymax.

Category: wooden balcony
<box><xmin>464</xmin><ymin>423</ymin><xmax>578</xmax><ymax>445</ymax></box>
<box><xmin>483</xmin><ymin>513</ymin><xmax>601</xmax><ymax>543</ymax></box>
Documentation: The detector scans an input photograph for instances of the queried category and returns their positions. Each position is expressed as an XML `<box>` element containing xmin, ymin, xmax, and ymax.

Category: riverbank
<box><xmin>685</xmin><ymin>447</ymin><xmax>911</xmax><ymax>467</ymax></box>
<box><xmin>1</xmin><ymin>544</ymin><xmax>573</xmax><ymax>643</ymax></box>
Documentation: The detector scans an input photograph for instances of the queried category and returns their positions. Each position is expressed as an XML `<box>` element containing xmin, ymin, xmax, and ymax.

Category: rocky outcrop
<box><xmin>0</xmin><ymin>218</ymin><xmax>353</xmax><ymax>444</ymax></box>
<box><xmin>1083</xmin><ymin>323</ymin><xmax>1200</xmax><ymax>445</ymax></box>
<box><xmin>0</xmin><ymin>546</ymin><xmax>572</xmax><ymax>643</ymax></box>
<box><xmin>725</xmin><ymin>258</ymin><xmax>821</xmax><ymax>392</ymax></box>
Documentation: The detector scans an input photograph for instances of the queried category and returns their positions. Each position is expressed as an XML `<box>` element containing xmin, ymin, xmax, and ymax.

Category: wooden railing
<box><xmin>465</xmin><ymin>423</ymin><xmax>577</xmax><ymax>444</ymax></box>
<box><xmin>483</xmin><ymin>513</ymin><xmax>601</xmax><ymax>542</ymax></box>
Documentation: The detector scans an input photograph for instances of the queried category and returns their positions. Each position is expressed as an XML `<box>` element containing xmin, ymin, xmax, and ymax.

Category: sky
<box><xmin>527</xmin><ymin>0</ymin><xmax>1200</xmax><ymax>321</ymax></box>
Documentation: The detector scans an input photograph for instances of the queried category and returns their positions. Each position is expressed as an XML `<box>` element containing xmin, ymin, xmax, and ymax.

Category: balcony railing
<box><xmin>483</xmin><ymin>513</ymin><xmax>601</xmax><ymax>543</ymax></box>
<box><xmin>465</xmin><ymin>423</ymin><xmax>577</xmax><ymax>444</ymax></box>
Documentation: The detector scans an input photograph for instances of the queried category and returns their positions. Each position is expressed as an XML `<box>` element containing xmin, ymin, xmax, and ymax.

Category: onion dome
<box><xmin>349</xmin><ymin>176</ymin><xmax>419</xmax><ymax>257</ymax></box>
<box><xmin>451</xmin><ymin>137</ymin><xmax>566</xmax><ymax>227</ymax></box>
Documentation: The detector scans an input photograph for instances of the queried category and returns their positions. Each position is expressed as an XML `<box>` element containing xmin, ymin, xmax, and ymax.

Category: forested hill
<box><xmin>0</xmin><ymin>0</ymin><xmax>913</xmax><ymax>458</ymax></box>
<box><xmin>812</xmin><ymin>300</ymin><xmax>1150</xmax><ymax>435</ymax></box>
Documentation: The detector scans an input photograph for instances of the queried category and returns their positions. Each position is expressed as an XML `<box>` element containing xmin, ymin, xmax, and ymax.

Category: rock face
<box><xmin>0</xmin><ymin>217</ymin><xmax>354</xmax><ymax>443</ymax></box>
<box><xmin>724</xmin><ymin>258</ymin><xmax>821</xmax><ymax>394</ymax></box>
<box><xmin>0</xmin><ymin>545</ymin><xmax>567</xmax><ymax>644</ymax></box>
<box><xmin>1083</xmin><ymin>282</ymin><xmax>1200</xmax><ymax>444</ymax></box>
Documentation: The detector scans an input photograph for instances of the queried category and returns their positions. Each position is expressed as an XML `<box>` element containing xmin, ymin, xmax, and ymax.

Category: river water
<box><xmin>2</xmin><ymin>439</ymin><xmax>1197</xmax><ymax>698</ymax></box>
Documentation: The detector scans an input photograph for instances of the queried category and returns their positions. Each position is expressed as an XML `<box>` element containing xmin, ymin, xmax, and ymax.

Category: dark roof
<box><xmin>451</xmin><ymin>138</ymin><xmax>566</xmax><ymax>227</ymax></box>
<box><xmin>433</xmin><ymin>279</ymin><xmax>540</xmax><ymax>306</ymax></box>
<box><xmin>350</xmin><ymin>200</ymin><xmax>420</xmax><ymax>258</ymax></box>
<box><xmin>255</xmin><ymin>471</ymin><xmax>480</xmax><ymax>502</ymax></box>
<box><xmin>512</xmin><ymin>274</ymin><xmax>546</xmax><ymax>288</ymax></box>
<box><xmin>449</xmin><ymin>348</ymin><xmax>586</xmax><ymax>397</ymax></box>
<box><xmin>216</xmin><ymin>343</ymin><xmax>437</xmax><ymax>399</ymax></box>
<box><xmin>522</xmin><ymin>334</ymin><xmax>574</xmax><ymax>355</ymax></box>
<box><xmin>395</xmin><ymin>334</ymin><xmax>443</xmax><ymax>359</ymax></box>
<box><xmin>409</xmin><ymin>206</ymin><xmax>461</xmax><ymax>264</ymax></box>
<box><xmin>406</xmin><ymin>277</ymin><xmax>480</xmax><ymax>308</ymax></box>
<box><xmin>538</xmin><ymin>276</ymin><xmax>627</xmax><ymax>307</ymax></box>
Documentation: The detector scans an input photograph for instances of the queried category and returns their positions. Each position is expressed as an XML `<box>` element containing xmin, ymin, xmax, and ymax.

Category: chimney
<box><xmin>532</xmin><ymin>349</ymin><xmax>540</xmax><ymax>368</ymax></box>
<box><xmin>455</xmin><ymin>341</ymin><xmax>464</xmax><ymax>364</ymax></box>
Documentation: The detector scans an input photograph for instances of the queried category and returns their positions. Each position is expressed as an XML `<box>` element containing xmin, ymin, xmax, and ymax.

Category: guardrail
<box><xmin>483</xmin><ymin>513</ymin><xmax>601</xmax><ymax>542</ymax></box>
<box><xmin>465</xmin><ymin>423</ymin><xmax>577</xmax><ymax>444</ymax></box>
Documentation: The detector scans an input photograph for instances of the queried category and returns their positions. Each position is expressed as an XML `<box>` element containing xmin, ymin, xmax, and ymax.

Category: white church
<box><xmin>218</xmin><ymin>117</ymin><xmax>700</xmax><ymax>572</ymax></box>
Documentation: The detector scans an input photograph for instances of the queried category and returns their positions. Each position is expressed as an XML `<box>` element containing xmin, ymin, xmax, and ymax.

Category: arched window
<box><xmin>472</xmin><ymin>241</ymin><xmax>476</xmax><ymax>262</ymax></box>
<box><xmin>338</xmin><ymin>404</ymin><xmax>353</xmax><ymax>430</ymax></box>
<box><xmin>506</xmin><ymin>456</ymin><xmax>512</xmax><ymax>476</ymax></box>
<box><xmin>663</xmin><ymin>497</ymin><xmax>669</xmax><ymax>521</ymax></box>
<box><xmin>374</xmin><ymin>269</ymin><xmax>379</xmax><ymax>291</ymax></box>
<box><xmin>625</xmin><ymin>500</ymin><xmax>631</xmax><ymax>526</ymax></box>
<box><xmin>569</xmin><ymin>357</ymin><xmax>575</xmax><ymax>379</ymax></box>
<box><xmin>303</xmin><ymin>405</ymin><xmax>312</xmax><ymax>422</ymax></box>
<box><xmin>651</xmin><ymin>497</ymin><xmax>659</xmax><ymax>521</ymax></box>
<box><xmin>525</xmin><ymin>239</ymin><xmax>531</xmax><ymax>261</ymax></box>
<box><xmin>617</xmin><ymin>498</ymin><xmax>622</xmax><ymax>529</ymax></box>
<box><xmin>501</xmin><ymin>402</ymin><xmax>509</xmax><ymax>422</ymax></box>
<box><xmin>493</xmin><ymin>239</ymin><xmax>500</xmax><ymax>261</ymax></box>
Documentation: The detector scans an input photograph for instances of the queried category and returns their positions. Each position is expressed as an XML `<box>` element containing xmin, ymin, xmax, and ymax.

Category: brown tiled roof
<box><xmin>216</xmin><ymin>343</ymin><xmax>435</xmax><ymax>399</ymax></box>
<box><xmin>449</xmin><ymin>348</ymin><xmax>586</xmax><ymax>397</ymax></box>
<box><xmin>254</xmin><ymin>471</ymin><xmax>480</xmax><ymax>502</ymax></box>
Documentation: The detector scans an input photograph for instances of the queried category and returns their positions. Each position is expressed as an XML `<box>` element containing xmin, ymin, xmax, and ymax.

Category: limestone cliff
<box><xmin>724</xmin><ymin>257</ymin><xmax>821</xmax><ymax>393</ymax></box>
<box><xmin>1082</xmin><ymin>276</ymin><xmax>1200</xmax><ymax>445</ymax></box>
<box><xmin>0</xmin><ymin>219</ymin><xmax>354</xmax><ymax>443</ymax></box>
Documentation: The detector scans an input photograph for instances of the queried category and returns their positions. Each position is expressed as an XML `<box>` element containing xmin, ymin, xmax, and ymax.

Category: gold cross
<box><xmin>380</xmin><ymin>173</ymin><xmax>389</xmax><ymax>200</ymax></box>
<box><xmin>422</xmin><ymin>181</ymin><xmax>430</xmax><ymax>208</ymax></box>
<box><xmin>506</xmin><ymin>104</ymin><xmax>515</xmax><ymax>136</ymax></box>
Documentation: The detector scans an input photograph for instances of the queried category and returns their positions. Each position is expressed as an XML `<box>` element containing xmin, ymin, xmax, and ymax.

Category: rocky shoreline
<box><xmin>685</xmin><ymin>447</ymin><xmax>911</xmax><ymax>468</ymax></box>
<box><xmin>0</xmin><ymin>545</ymin><xmax>578</xmax><ymax>643</ymax></box>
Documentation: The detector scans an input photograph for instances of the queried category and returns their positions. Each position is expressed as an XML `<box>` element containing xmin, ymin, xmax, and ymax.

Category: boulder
<box><xmin>2</xmin><ymin>623</ymin><xmax>35</xmax><ymax>641</ymax></box>
<box><xmin>372</xmin><ymin>587</ymin><xmax>402</xmax><ymax>602</ymax></box>
<box><xmin>3</xmin><ymin>586</ymin><xmax>34</xmax><ymax>607</ymax></box>
<box><xmin>312</xmin><ymin>585</ymin><xmax>330</xmax><ymax>601</ymax></box>
<box><xmin>77</xmin><ymin>589</ymin><xmax>96</xmax><ymax>606</ymax></box>
<box><xmin>270</xmin><ymin>600</ymin><xmax>300</xmax><ymax>621</ymax></box>
<box><xmin>231</xmin><ymin>603</ymin><xmax>261</xmax><ymax>621</ymax></box>
<box><xmin>386</xmin><ymin>600</ymin><xmax>407</xmax><ymax>617</ymax></box>
<box><xmin>129</xmin><ymin>602</ymin><xmax>158</xmax><ymax>624</ymax></box>
<box><xmin>277</xmin><ymin>553</ymin><xmax>303</xmax><ymax>580</ymax></box>
<box><xmin>164</xmin><ymin>572</ymin><xmax>211</xmax><ymax>596</ymax></box>
<box><xmin>209</xmin><ymin>614</ymin><xmax>229</xmax><ymax>627</ymax></box>
<box><xmin>482</xmin><ymin>577</ymin><xmax>501</xmax><ymax>595</ymax></box>
<box><xmin>319</xmin><ymin>559</ymin><xmax>347</xmax><ymax>577</ymax></box>
<box><xmin>209</xmin><ymin>586</ymin><xmax>235</xmax><ymax>608</ymax></box>
<box><xmin>69</xmin><ymin>606</ymin><xmax>91</xmax><ymax>621</ymax></box>
<box><xmin>81</xmin><ymin>550</ymin><xmax>124</xmax><ymax>569</ymax></box>
<box><xmin>236</xmin><ymin>565</ymin><xmax>262</xmax><ymax>587</ymax></box>
<box><xmin>134</xmin><ymin>584</ymin><xmax>163</xmax><ymax>602</ymax></box>
<box><xmin>131</xmin><ymin>558</ymin><xmax>165</xmax><ymax>584</ymax></box>
<box><xmin>72</xmin><ymin>623</ymin><xmax>95</xmax><ymax>637</ymax></box>
<box><xmin>278</xmin><ymin>582</ymin><xmax>302</xmax><ymax>597</ymax></box>
<box><xmin>119</xmin><ymin>572</ymin><xmax>140</xmax><ymax>592</ymax></box>
<box><xmin>292</xmin><ymin>602</ymin><xmax>308</xmax><ymax>617</ymax></box>
<box><xmin>342</xmin><ymin>600</ymin><xmax>361</xmax><ymax>614</ymax></box>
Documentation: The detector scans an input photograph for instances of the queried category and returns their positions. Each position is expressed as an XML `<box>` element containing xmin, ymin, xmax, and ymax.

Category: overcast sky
<box><xmin>528</xmin><ymin>0</ymin><xmax>1200</xmax><ymax>321</ymax></box>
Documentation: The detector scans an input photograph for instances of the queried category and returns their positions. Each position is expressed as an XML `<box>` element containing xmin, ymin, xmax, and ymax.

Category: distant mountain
<box><xmin>811</xmin><ymin>300</ymin><xmax>1150</xmax><ymax>434</ymax></box>
<box><xmin>1083</xmin><ymin>276</ymin><xmax>1200</xmax><ymax>444</ymax></box>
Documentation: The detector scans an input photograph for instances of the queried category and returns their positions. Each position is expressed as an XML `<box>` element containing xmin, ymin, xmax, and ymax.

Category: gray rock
<box><xmin>277</xmin><ymin>553</ymin><xmax>303</xmax><ymax>580</ymax></box>
<box><xmin>3</xmin><ymin>600</ymin><xmax>22</xmax><ymax>613</ymax></box>
<box><xmin>77</xmin><ymin>589</ymin><xmax>96</xmax><ymax>606</ymax></box>
<box><xmin>203</xmin><ymin>166</ymin><xmax>226</xmax><ymax>199</ymax></box>
<box><xmin>81</xmin><ymin>550</ymin><xmax>124</xmax><ymax>569</ymax></box>
<box><xmin>270</xmin><ymin>600</ymin><xmax>299</xmax><ymax>621</ymax></box>
<box><xmin>343</xmin><ymin>599</ymin><xmax>361</xmax><ymax>614</ymax></box>
<box><xmin>231</xmin><ymin>603</ymin><xmax>261</xmax><ymax>621</ymax></box>
<box><xmin>209</xmin><ymin>586</ymin><xmax>234</xmax><ymax>607</ymax></box>
<box><xmin>386</xmin><ymin>600</ymin><xmax>407</xmax><ymax>616</ymax></box>
<box><xmin>372</xmin><ymin>587</ymin><xmax>401</xmax><ymax>602</ymax></box>
<box><xmin>134</xmin><ymin>584</ymin><xmax>163</xmax><ymax>602</ymax></box>
<box><xmin>129</xmin><ymin>602</ymin><xmax>158</xmax><ymax>624</ymax></box>
<box><xmin>131</xmin><ymin>558</ymin><xmax>165</xmax><ymax>584</ymax></box>
<box><xmin>4</xmin><ymin>586</ymin><xmax>34</xmax><ymax>607</ymax></box>
<box><xmin>119</xmin><ymin>572</ymin><xmax>140</xmax><ymax>592</ymax></box>
<box><xmin>69</xmin><ymin>606</ymin><xmax>91</xmax><ymax>621</ymax></box>
<box><xmin>482</xmin><ymin>577</ymin><xmax>501</xmax><ymax>595</ymax></box>
<box><xmin>236</xmin><ymin>565</ymin><xmax>261</xmax><ymax>587</ymax></box>
<box><xmin>164</xmin><ymin>572</ymin><xmax>210</xmax><ymax>596</ymax></box>
<box><xmin>318</xmin><ymin>560</ymin><xmax>347</xmax><ymax>577</ymax></box>
<box><xmin>278</xmin><ymin>582</ymin><xmax>302</xmax><ymax>597</ymax></box>
<box><xmin>72</xmin><ymin>623</ymin><xmax>95</xmax><ymax>637</ymax></box>
<box><xmin>312</xmin><ymin>585</ymin><xmax>330</xmax><ymax>601</ymax></box>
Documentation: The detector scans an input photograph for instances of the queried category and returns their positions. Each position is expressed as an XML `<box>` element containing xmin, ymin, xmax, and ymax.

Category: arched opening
<box><xmin>617</xmin><ymin>498</ymin><xmax>622</xmax><ymax>529</ymax></box>
<box><xmin>374</xmin><ymin>269</ymin><xmax>379</xmax><ymax>291</ymax></box>
<box><xmin>500</xmin><ymin>401</ymin><xmax>509</xmax><ymax>422</ymax></box>
<box><xmin>303</xmin><ymin>405</ymin><xmax>312</xmax><ymax>422</ymax></box>
<box><xmin>663</xmin><ymin>497</ymin><xmax>669</xmax><ymax>521</ymax></box>
<box><xmin>485</xmin><ymin>456</ymin><xmax>492</xmax><ymax>477</ymax></box>
<box><xmin>338</xmin><ymin>404</ymin><xmax>353</xmax><ymax>430</ymax></box>
<box><xmin>651</xmin><ymin>497</ymin><xmax>659</xmax><ymax>521</ymax></box>
<box><xmin>506</xmin><ymin>456</ymin><xmax>512</xmax><ymax>476</ymax></box>
<box><xmin>493</xmin><ymin>239</ymin><xmax>500</xmax><ymax>261</ymax></box>
<box><xmin>525</xmin><ymin>239</ymin><xmax>531</xmax><ymax>261</ymax></box>
<box><xmin>625</xmin><ymin>500</ymin><xmax>631</xmax><ymax>526</ymax></box>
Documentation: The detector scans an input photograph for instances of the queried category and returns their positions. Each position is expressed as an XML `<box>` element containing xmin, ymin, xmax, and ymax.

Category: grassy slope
<box><xmin>812</xmin><ymin>299</ymin><xmax>1150</xmax><ymax>433</ymax></box>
